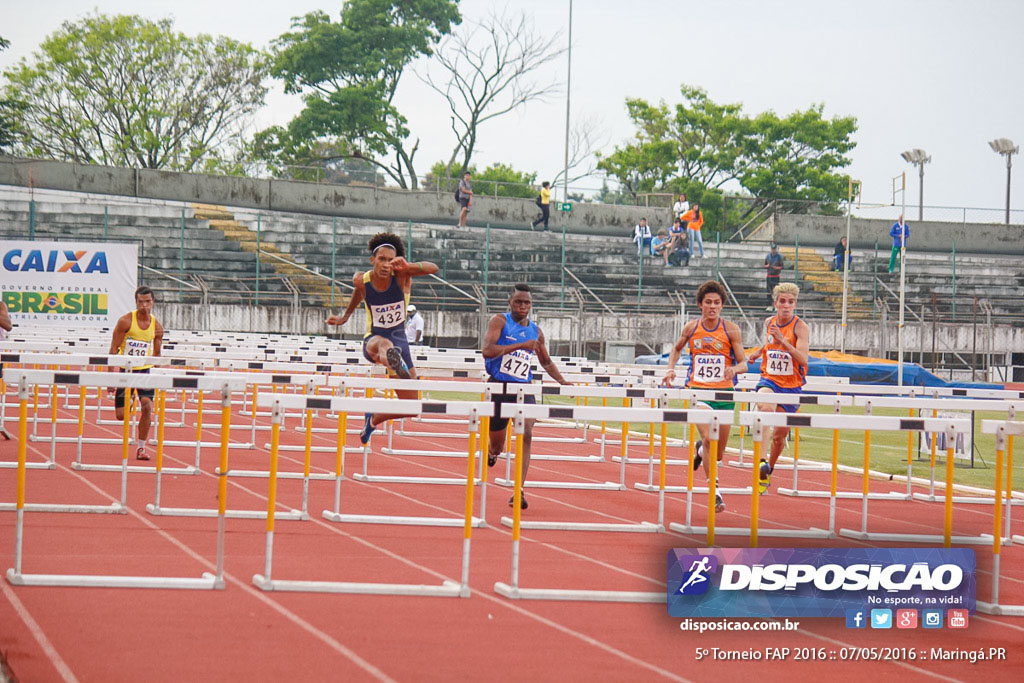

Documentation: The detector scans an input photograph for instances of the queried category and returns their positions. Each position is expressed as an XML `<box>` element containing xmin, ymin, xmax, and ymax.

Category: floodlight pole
<box><xmin>917</xmin><ymin>162</ymin><xmax>925</xmax><ymax>222</ymax></box>
<box><xmin>561</xmin><ymin>0</ymin><xmax>573</xmax><ymax>204</ymax></box>
<box><xmin>840</xmin><ymin>177</ymin><xmax>855</xmax><ymax>353</ymax></box>
<box><xmin>1004</xmin><ymin>152</ymin><xmax>1013</xmax><ymax>226</ymax></box>
<box><xmin>897</xmin><ymin>172</ymin><xmax>908</xmax><ymax>386</ymax></box>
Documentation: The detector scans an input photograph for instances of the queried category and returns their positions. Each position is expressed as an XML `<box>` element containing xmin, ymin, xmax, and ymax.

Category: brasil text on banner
<box><xmin>0</xmin><ymin>240</ymin><xmax>138</xmax><ymax>328</ymax></box>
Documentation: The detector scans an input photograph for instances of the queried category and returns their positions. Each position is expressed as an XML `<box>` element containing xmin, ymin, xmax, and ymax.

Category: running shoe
<box><xmin>508</xmin><ymin>493</ymin><xmax>528</xmax><ymax>510</ymax></box>
<box><xmin>136</xmin><ymin>446</ymin><xmax>150</xmax><ymax>461</ymax></box>
<box><xmin>692</xmin><ymin>440</ymin><xmax>703</xmax><ymax>470</ymax></box>
<box><xmin>715</xmin><ymin>492</ymin><xmax>726</xmax><ymax>513</ymax></box>
<box><xmin>759</xmin><ymin>460</ymin><xmax>772</xmax><ymax>494</ymax></box>
<box><xmin>386</xmin><ymin>347</ymin><xmax>412</xmax><ymax>379</ymax></box>
<box><xmin>488</xmin><ymin>450</ymin><xmax>498</xmax><ymax>467</ymax></box>
<box><xmin>359</xmin><ymin>413</ymin><xmax>376</xmax><ymax>445</ymax></box>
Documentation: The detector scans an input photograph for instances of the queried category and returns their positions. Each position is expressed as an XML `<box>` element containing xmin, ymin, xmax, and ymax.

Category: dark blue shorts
<box><xmin>487</xmin><ymin>378</ymin><xmax>536</xmax><ymax>432</ymax></box>
<box><xmin>755</xmin><ymin>378</ymin><xmax>802</xmax><ymax>414</ymax></box>
<box><xmin>362</xmin><ymin>328</ymin><xmax>414</xmax><ymax>373</ymax></box>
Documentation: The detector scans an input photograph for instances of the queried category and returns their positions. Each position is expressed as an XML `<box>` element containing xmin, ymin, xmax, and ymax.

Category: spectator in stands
<box><xmin>456</xmin><ymin>171</ymin><xmax>473</xmax><ymax>228</ymax></box>
<box><xmin>889</xmin><ymin>215</ymin><xmax>908</xmax><ymax>273</ymax></box>
<box><xmin>668</xmin><ymin>230</ymin><xmax>691</xmax><ymax>267</ymax></box>
<box><xmin>668</xmin><ymin>217</ymin><xmax>686</xmax><ymax>252</ymax></box>
<box><xmin>681</xmin><ymin>204</ymin><xmax>705</xmax><ymax>257</ymax></box>
<box><xmin>651</xmin><ymin>230</ymin><xmax>671</xmax><ymax>264</ymax></box>
<box><xmin>833</xmin><ymin>236</ymin><xmax>852</xmax><ymax>271</ymax></box>
<box><xmin>632</xmin><ymin>218</ymin><xmax>652</xmax><ymax>257</ymax></box>
<box><xmin>405</xmin><ymin>304</ymin><xmax>424</xmax><ymax>344</ymax></box>
<box><xmin>763</xmin><ymin>243</ymin><xmax>784</xmax><ymax>310</ymax></box>
<box><xmin>673</xmin><ymin>193</ymin><xmax>690</xmax><ymax>225</ymax></box>
<box><xmin>531</xmin><ymin>181</ymin><xmax>551</xmax><ymax>231</ymax></box>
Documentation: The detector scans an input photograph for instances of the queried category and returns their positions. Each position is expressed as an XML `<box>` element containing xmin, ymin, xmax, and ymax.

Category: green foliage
<box><xmin>0</xmin><ymin>35</ymin><xmax>14</xmax><ymax>152</ymax></box>
<box><xmin>598</xmin><ymin>85</ymin><xmax>857</xmax><ymax>229</ymax></box>
<box><xmin>424</xmin><ymin>160</ymin><xmax>538</xmax><ymax>198</ymax></box>
<box><xmin>263</xmin><ymin>0</ymin><xmax>461</xmax><ymax>189</ymax></box>
<box><xmin>0</xmin><ymin>15</ymin><xmax>269</xmax><ymax>170</ymax></box>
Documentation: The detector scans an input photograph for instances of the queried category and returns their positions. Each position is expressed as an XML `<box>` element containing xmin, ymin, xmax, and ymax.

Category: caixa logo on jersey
<box><xmin>2</xmin><ymin>248</ymin><xmax>109</xmax><ymax>274</ymax></box>
<box><xmin>667</xmin><ymin>548</ymin><xmax>975</xmax><ymax>618</ymax></box>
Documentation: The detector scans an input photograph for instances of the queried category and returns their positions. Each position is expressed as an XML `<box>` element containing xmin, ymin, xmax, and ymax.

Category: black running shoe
<box><xmin>759</xmin><ymin>460</ymin><xmax>772</xmax><ymax>494</ymax></box>
<box><xmin>692</xmin><ymin>440</ymin><xmax>703</xmax><ymax>470</ymax></box>
<box><xmin>386</xmin><ymin>347</ymin><xmax>411</xmax><ymax>379</ymax></box>
<box><xmin>488</xmin><ymin>451</ymin><xmax>498</xmax><ymax>467</ymax></box>
<box><xmin>508</xmin><ymin>493</ymin><xmax>528</xmax><ymax>510</ymax></box>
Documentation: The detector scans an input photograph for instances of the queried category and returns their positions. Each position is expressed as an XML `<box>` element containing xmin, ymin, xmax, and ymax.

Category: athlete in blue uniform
<box><xmin>327</xmin><ymin>233</ymin><xmax>439</xmax><ymax>444</ymax></box>
<box><xmin>483</xmin><ymin>284</ymin><xmax>570</xmax><ymax>509</ymax></box>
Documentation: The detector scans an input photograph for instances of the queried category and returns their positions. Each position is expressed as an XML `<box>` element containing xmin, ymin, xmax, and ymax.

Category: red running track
<box><xmin>0</xmin><ymin>397</ymin><xmax>1021</xmax><ymax>682</ymax></box>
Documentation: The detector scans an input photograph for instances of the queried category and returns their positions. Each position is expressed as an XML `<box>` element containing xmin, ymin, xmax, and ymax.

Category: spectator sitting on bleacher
<box><xmin>833</xmin><ymin>236</ymin><xmax>852</xmax><ymax>271</ymax></box>
<box><xmin>633</xmin><ymin>218</ymin><xmax>652</xmax><ymax>257</ymax></box>
<box><xmin>651</xmin><ymin>230</ymin><xmax>671</xmax><ymax>264</ymax></box>
<box><xmin>668</xmin><ymin>231</ymin><xmax>691</xmax><ymax>267</ymax></box>
<box><xmin>668</xmin><ymin>217</ymin><xmax>686</xmax><ymax>252</ymax></box>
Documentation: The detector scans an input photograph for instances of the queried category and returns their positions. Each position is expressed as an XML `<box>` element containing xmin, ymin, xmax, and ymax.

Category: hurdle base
<box><xmin>911</xmin><ymin>492</ymin><xmax>998</xmax><ymax>505</ymax></box>
<box><xmin>253</xmin><ymin>575</ymin><xmax>463</xmax><ymax>597</ymax></box>
<box><xmin>668</xmin><ymin>522</ymin><xmax>832</xmax><ymax>539</ymax></box>
<box><xmin>838</xmin><ymin>529</ymin><xmax>994</xmax><ymax>545</ymax></box>
<box><xmin>0</xmin><ymin>502</ymin><xmax>125</xmax><ymax>514</ymax></box>
<box><xmin>6</xmin><ymin>569</ymin><xmax>222</xmax><ymax>590</ymax></box>
<box><xmin>777</xmin><ymin>488</ymin><xmax>908</xmax><ymax>500</ymax></box>
<box><xmin>322</xmin><ymin>511</ymin><xmax>485</xmax><ymax>528</ymax></box>
<box><xmin>0</xmin><ymin>461</ymin><xmax>55</xmax><ymax>470</ymax></box>
<box><xmin>494</xmin><ymin>582</ymin><xmax>663</xmax><ymax>603</ymax></box>
<box><xmin>145</xmin><ymin>503</ymin><xmax>307</xmax><ymax>520</ymax></box>
<box><xmin>976</xmin><ymin>600</ymin><xmax>1024</xmax><ymax>616</ymax></box>
<box><xmin>351</xmin><ymin>473</ymin><xmax>480</xmax><ymax>485</ymax></box>
<box><xmin>613</xmin><ymin>456</ymin><xmax>688</xmax><ymax>466</ymax></box>
<box><xmin>499</xmin><ymin>516</ymin><xmax>661</xmax><ymax>533</ymax></box>
<box><xmin>494</xmin><ymin>477</ymin><xmax>624</xmax><ymax>491</ymax></box>
<box><xmin>215</xmin><ymin>467</ymin><xmax>340</xmax><ymax>481</ymax></box>
<box><xmin>380</xmin><ymin>448</ymin><xmax>468</xmax><ymax>458</ymax></box>
<box><xmin>71</xmin><ymin>462</ymin><xmax>198</xmax><ymax>475</ymax></box>
<box><xmin>634</xmin><ymin>484</ymin><xmax>753</xmax><ymax>495</ymax></box>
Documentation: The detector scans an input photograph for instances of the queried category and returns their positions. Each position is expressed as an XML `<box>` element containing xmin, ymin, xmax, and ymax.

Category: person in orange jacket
<box><xmin>681</xmin><ymin>203</ymin><xmax>705</xmax><ymax>258</ymax></box>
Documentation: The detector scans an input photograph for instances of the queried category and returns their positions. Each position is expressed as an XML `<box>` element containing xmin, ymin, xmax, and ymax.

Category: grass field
<box><xmin>420</xmin><ymin>390</ymin><xmax>1021</xmax><ymax>492</ymax></box>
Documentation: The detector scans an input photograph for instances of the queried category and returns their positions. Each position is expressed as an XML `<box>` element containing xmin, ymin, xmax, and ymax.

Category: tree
<box><xmin>1</xmin><ymin>15</ymin><xmax>269</xmax><ymax>171</ymax></box>
<box><xmin>420</xmin><ymin>10</ymin><xmax>564</xmax><ymax>177</ymax></box>
<box><xmin>0</xmin><ymin>36</ymin><xmax>15</xmax><ymax>153</ymax></box>
<box><xmin>424</xmin><ymin>160</ymin><xmax>537</xmax><ymax>199</ymax></box>
<box><xmin>597</xmin><ymin>85</ymin><xmax>857</xmax><ymax>225</ymax></box>
<box><xmin>267</xmin><ymin>0</ymin><xmax>461</xmax><ymax>189</ymax></box>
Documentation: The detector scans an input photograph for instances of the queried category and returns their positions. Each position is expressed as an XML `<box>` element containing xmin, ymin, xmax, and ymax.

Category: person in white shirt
<box><xmin>632</xmin><ymin>218</ymin><xmax>652</xmax><ymax>256</ymax></box>
<box><xmin>405</xmin><ymin>304</ymin><xmax>424</xmax><ymax>344</ymax></box>
<box><xmin>673</xmin><ymin>193</ymin><xmax>690</xmax><ymax>223</ymax></box>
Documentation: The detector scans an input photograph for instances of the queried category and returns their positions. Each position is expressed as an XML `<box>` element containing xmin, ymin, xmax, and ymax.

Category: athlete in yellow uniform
<box><xmin>662</xmin><ymin>281</ymin><xmax>747</xmax><ymax>512</ymax></box>
<box><xmin>746</xmin><ymin>283</ymin><xmax>809</xmax><ymax>492</ymax></box>
<box><xmin>108</xmin><ymin>286</ymin><xmax>164</xmax><ymax>460</ymax></box>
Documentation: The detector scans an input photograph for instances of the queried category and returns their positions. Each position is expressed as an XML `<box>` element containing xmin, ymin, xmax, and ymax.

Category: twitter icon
<box><xmin>870</xmin><ymin>609</ymin><xmax>892</xmax><ymax>629</ymax></box>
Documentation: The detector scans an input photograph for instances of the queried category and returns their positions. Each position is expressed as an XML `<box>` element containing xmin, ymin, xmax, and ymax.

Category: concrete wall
<box><xmin>772</xmin><ymin>213</ymin><xmax>1024</xmax><ymax>255</ymax></box>
<box><xmin>0</xmin><ymin>156</ymin><xmax>668</xmax><ymax>236</ymax></box>
<box><xmin>157</xmin><ymin>302</ymin><xmax>1024</xmax><ymax>358</ymax></box>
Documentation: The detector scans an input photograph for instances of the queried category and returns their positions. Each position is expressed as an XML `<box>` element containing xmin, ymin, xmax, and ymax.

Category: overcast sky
<box><xmin>2</xmin><ymin>0</ymin><xmax>1022</xmax><ymax>213</ymax></box>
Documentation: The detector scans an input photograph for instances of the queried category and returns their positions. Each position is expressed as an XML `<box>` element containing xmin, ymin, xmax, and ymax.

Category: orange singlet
<box><xmin>761</xmin><ymin>315</ymin><xmax>806</xmax><ymax>389</ymax></box>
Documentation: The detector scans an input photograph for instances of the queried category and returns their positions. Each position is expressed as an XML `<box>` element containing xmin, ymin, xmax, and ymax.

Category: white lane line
<box><xmin>0</xmin><ymin>580</ymin><xmax>80</xmax><ymax>683</ymax></box>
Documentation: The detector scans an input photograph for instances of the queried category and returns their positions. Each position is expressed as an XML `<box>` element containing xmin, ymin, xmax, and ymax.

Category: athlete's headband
<box><xmin>371</xmin><ymin>242</ymin><xmax>399</xmax><ymax>255</ymax></box>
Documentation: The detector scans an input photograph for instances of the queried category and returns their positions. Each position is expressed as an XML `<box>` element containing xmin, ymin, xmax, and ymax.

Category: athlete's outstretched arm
<box><xmin>390</xmin><ymin>258</ymin><xmax>439</xmax><ymax>278</ymax></box>
<box><xmin>108</xmin><ymin>315</ymin><xmax>131</xmax><ymax>356</ymax></box>
<box><xmin>327</xmin><ymin>273</ymin><xmax>365</xmax><ymax>326</ymax></box>
<box><xmin>536</xmin><ymin>329</ymin><xmax>570</xmax><ymax>385</ymax></box>
<box><xmin>662</xmin><ymin>320</ymin><xmax>697</xmax><ymax>386</ymax></box>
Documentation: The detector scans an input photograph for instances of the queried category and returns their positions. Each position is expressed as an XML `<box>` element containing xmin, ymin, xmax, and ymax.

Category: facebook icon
<box><xmin>846</xmin><ymin>609</ymin><xmax>866</xmax><ymax>629</ymax></box>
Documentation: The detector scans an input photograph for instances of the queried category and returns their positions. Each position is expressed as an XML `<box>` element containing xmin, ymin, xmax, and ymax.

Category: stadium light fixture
<box><xmin>989</xmin><ymin>138</ymin><xmax>1018</xmax><ymax>225</ymax></box>
<box><xmin>900</xmin><ymin>148</ymin><xmax>930</xmax><ymax>221</ymax></box>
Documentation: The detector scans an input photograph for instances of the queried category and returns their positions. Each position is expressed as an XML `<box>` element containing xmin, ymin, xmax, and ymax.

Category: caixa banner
<box><xmin>0</xmin><ymin>241</ymin><xmax>138</xmax><ymax>328</ymax></box>
<box><xmin>667</xmin><ymin>548</ymin><xmax>975</xmax><ymax>618</ymax></box>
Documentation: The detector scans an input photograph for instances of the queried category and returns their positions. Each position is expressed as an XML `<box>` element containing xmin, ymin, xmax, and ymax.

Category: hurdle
<box><xmin>824</xmin><ymin>412</ymin><xmax>984</xmax><ymax>545</ymax></box>
<box><xmin>976</xmin><ymin>421</ymin><xmax>1024</xmax><ymax>615</ymax></box>
<box><xmin>253</xmin><ymin>400</ymin><xmax>486</xmax><ymax>597</ymax></box>
<box><xmin>5</xmin><ymin>381</ymin><xmax>224</xmax><ymax>590</ymax></box>
<box><xmin>494</xmin><ymin>406</ymin><xmax>667</xmax><ymax>602</ymax></box>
